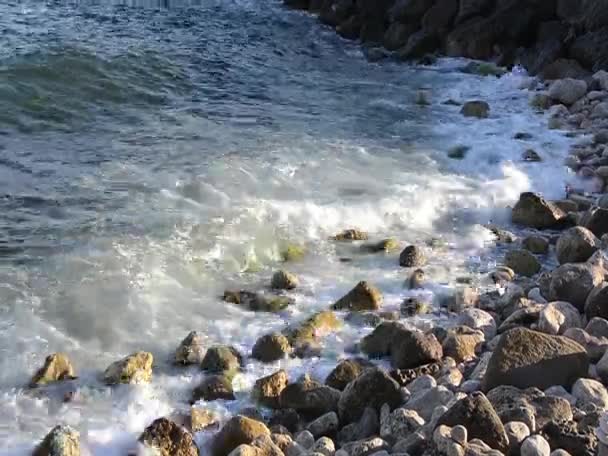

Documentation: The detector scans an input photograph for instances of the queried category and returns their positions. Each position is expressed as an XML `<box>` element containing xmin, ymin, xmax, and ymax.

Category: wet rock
<box><xmin>103</xmin><ymin>351</ymin><xmax>153</xmax><ymax>385</ymax></box>
<box><xmin>30</xmin><ymin>353</ymin><xmax>76</xmax><ymax>388</ymax></box>
<box><xmin>461</xmin><ymin>100</ymin><xmax>490</xmax><ymax>118</ymax></box>
<box><xmin>332</xmin><ymin>281</ymin><xmax>383</xmax><ymax>312</ymax></box>
<box><xmin>549</xmin><ymin>262</ymin><xmax>604</xmax><ymax>311</ymax></box>
<box><xmin>284</xmin><ymin>311</ymin><xmax>341</xmax><ymax>347</ymax></box>
<box><xmin>192</xmin><ymin>374</ymin><xmax>235</xmax><ymax>402</ymax></box>
<box><xmin>512</xmin><ymin>193</ymin><xmax>565</xmax><ymax>229</ymax></box>
<box><xmin>379</xmin><ymin>404</ymin><xmax>425</xmax><ymax>442</ymax></box>
<box><xmin>252</xmin><ymin>333</ymin><xmax>292</xmax><ymax>363</ymax></box>
<box><xmin>482</xmin><ymin>328</ymin><xmax>589</xmax><ymax>391</ymax></box>
<box><xmin>523</xmin><ymin>236</ymin><xmax>550</xmax><ymax>254</ymax></box>
<box><xmin>548</xmin><ymin>79</ymin><xmax>588</xmax><ymax>106</ymax></box>
<box><xmin>212</xmin><ymin>416</ymin><xmax>270</xmax><ymax>456</ymax></box>
<box><xmin>224</xmin><ymin>291</ymin><xmax>294</xmax><ymax>312</ymax></box>
<box><xmin>332</xmin><ymin>229</ymin><xmax>368</xmax><ymax>241</ymax></box>
<box><xmin>280</xmin><ymin>374</ymin><xmax>341</xmax><ymax>418</ymax></box>
<box><xmin>449</xmin><ymin>286</ymin><xmax>480</xmax><ymax>314</ymax></box>
<box><xmin>202</xmin><ymin>345</ymin><xmax>242</xmax><ymax>373</ymax></box>
<box><xmin>462</xmin><ymin>61</ymin><xmax>505</xmax><ymax>77</ymax></box>
<box><xmin>33</xmin><ymin>425</ymin><xmax>80</xmax><ymax>456</ymax></box>
<box><xmin>271</xmin><ymin>270</ymin><xmax>299</xmax><ymax>290</ymax></box>
<box><xmin>281</xmin><ymin>244</ymin><xmax>305</xmax><ymax>262</ymax></box>
<box><xmin>338</xmin><ymin>367</ymin><xmax>402</xmax><ymax>424</ymax></box>
<box><xmin>325</xmin><ymin>358</ymin><xmax>371</xmax><ymax>391</ymax></box>
<box><xmin>441</xmin><ymin>326</ymin><xmax>484</xmax><ymax>362</ymax></box>
<box><xmin>447</xmin><ymin>145</ymin><xmax>470</xmax><ymax>159</ymax></box>
<box><xmin>191</xmin><ymin>408</ymin><xmax>219</xmax><ymax>432</ymax></box>
<box><xmin>556</xmin><ymin>227</ymin><xmax>600</xmax><ymax>264</ymax></box>
<box><xmin>361</xmin><ymin>238</ymin><xmax>399</xmax><ymax>253</ymax></box>
<box><xmin>523</xmin><ymin>149</ymin><xmax>543</xmax><ymax>162</ymax></box>
<box><xmin>572</xmin><ymin>378</ymin><xmax>608</xmax><ymax>410</ymax></box>
<box><xmin>139</xmin><ymin>418</ymin><xmax>199</xmax><ymax>456</ymax></box>
<box><xmin>505</xmin><ymin>249</ymin><xmax>541</xmax><ymax>277</ymax></box>
<box><xmin>407</xmin><ymin>268</ymin><xmax>425</xmax><ymax>289</ymax></box>
<box><xmin>538</xmin><ymin>301</ymin><xmax>583</xmax><ymax>335</ymax></box>
<box><xmin>175</xmin><ymin>331</ymin><xmax>206</xmax><ymax>365</ymax></box>
<box><xmin>437</xmin><ymin>392</ymin><xmax>509</xmax><ymax>452</ymax></box>
<box><xmin>250</xmin><ymin>370</ymin><xmax>288</xmax><ymax>409</ymax></box>
<box><xmin>585</xmin><ymin>283</ymin><xmax>608</xmax><ymax>320</ymax></box>
<box><xmin>306</xmin><ymin>412</ymin><xmax>339</xmax><ymax>438</ymax></box>
<box><xmin>458</xmin><ymin>308</ymin><xmax>497</xmax><ymax>339</ymax></box>
<box><xmin>399</xmin><ymin>245</ymin><xmax>426</xmax><ymax>267</ymax></box>
<box><xmin>531</xmin><ymin>93</ymin><xmax>552</xmax><ymax>110</ymax></box>
<box><xmin>521</xmin><ymin>434</ymin><xmax>550</xmax><ymax>456</ymax></box>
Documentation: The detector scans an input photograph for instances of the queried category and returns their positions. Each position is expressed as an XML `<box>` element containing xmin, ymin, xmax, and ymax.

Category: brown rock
<box><xmin>252</xmin><ymin>370</ymin><xmax>289</xmax><ymax>409</ymax></box>
<box><xmin>586</xmin><ymin>282</ymin><xmax>608</xmax><ymax>320</ymax></box>
<box><xmin>192</xmin><ymin>375</ymin><xmax>235</xmax><ymax>402</ymax></box>
<box><xmin>103</xmin><ymin>351</ymin><xmax>153</xmax><ymax>385</ymax></box>
<box><xmin>556</xmin><ymin>227</ymin><xmax>600</xmax><ymax>264</ymax></box>
<box><xmin>504</xmin><ymin>249</ymin><xmax>541</xmax><ymax>277</ymax></box>
<box><xmin>461</xmin><ymin>100</ymin><xmax>490</xmax><ymax>118</ymax></box>
<box><xmin>511</xmin><ymin>192</ymin><xmax>565</xmax><ymax>229</ymax></box>
<box><xmin>399</xmin><ymin>245</ymin><xmax>426</xmax><ymax>267</ymax></box>
<box><xmin>33</xmin><ymin>425</ymin><xmax>80</xmax><ymax>456</ymax></box>
<box><xmin>279</xmin><ymin>374</ymin><xmax>340</xmax><ymax>418</ymax></box>
<box><xmin>190</xmin><ymin>408</ymin><xmax>219</xmax><ymax>432</ymax></box>
<box><xmin>30</xmin><ymin>353</ymin><xmax>76</xmax><ymax>388</ymax></box>
<box><xmin>202</xmin><ymin>345</ymin><xmax>242</xmax><ymax>373</ymax></box>
<box><xmin>325</xmin><ymin>358</ymin><xmax>372</xmax><ymax>391</ymax></box>
<box><xmin>442</xmin><ymin>326</ymin><xmax>485</xmax><ymax>362</ymax></box>
<box><xmin>271</xmin><ymin>270</ymin><xmax>299</xmax><ymax>290</ymax></box>
<box><xmin>175</xmin><ymin>331</ymin><xmax>206</xmax><ymax>365</ymax></box>
<box><xmin>332</xmin><ymin>281</ymin><xmax>383</xmax><ymax>311</ymax></box>
<box><xmin>212</xmin><ymin>416</ymin><xmax>270</xmax><ymax>456</ymax></box>
<box><xmin>332</xmin><ymin>229</ymin><xmax>368</xmax><ymax>241</ymax></box>
<box><xmin>140</xmin><ymin>418</ymin><xmax>199</xmax><ymax>456</ymax></box>
<box><xmin>550</xmin><ymin>261</ymin><xmax>604</xmax><ymax>311</ymax></box>
<box><xmin>252</xmin><ymin>333</ymin><xmax>292</xmax><ymax>363</ymax></box>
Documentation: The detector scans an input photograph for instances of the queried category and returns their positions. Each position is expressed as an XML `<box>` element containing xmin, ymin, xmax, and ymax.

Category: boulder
<box><xmin>505</xmin><ymin>249</ymin><xmax>541</xmax><ymax>277</ymax></box>
<box><xmin>332</xmin><ymin>229</ymin><xmax>368</xmax><ymax>241</ymax></box>
<box><xmin>563</xmin><ymin>327</ymin><xmax>608</xmax><ymax>362</ymax></box>
<box><xmin>252</xmin><ymin>370</ymin><xmax>289</xmax><ymax>409</ymax></box>
<box><xmin>538</xmin><ymin>301</ymin><xmax>583</xmax><ymax>335</ymax></box>
<box><xmin>594</xmin><ymin>70</ymin><xmax>608</xmax><ymax>91</ymax></box>
<box><xmin>383</xmin><ymin>23</ymin><xmax>417</xmax><ymax>51</ymax></box>
<box><xmin>572</xmin><ymin>378</ymin><xmax>608</xmax><ymax>410</ymax></box>
<box><xmin>549</xmin><ymin>262</ymin><xmax>604</xmax><ymax>311</ymax></box>
<box><xmin>405</xmin><ymin>385</ymin><xmax>454</xmax><ymax>421</ymax></box>
<box><xmin>337</xmin><ymin>407</ymin><xmax>379</xmax><ymax>443</ymax></box>
<box><xmin>521</xmin><ymin>434</ymin><xmax>550</xmax><ymax>456</ymax></box>
<box><xmin>271</xmin><ymin>270</ymin><xmax>299</xmax><ymax>290</ymax></box>
<box><xmin>191</xmin><ymin>408</ymin><xmax>219</xmax><ymax>432</ymax></box>
<box><xmin>556</xmin><ymin>227</ymin><xmax>600</xmax><ymax>264</ymax></box>
<box><xmin>585</xmin><ymin>283</ymin><xmax>608</xmax><ymax>320</ymax></box>
<box><xmin>224</xmin><ymin>291</ymin><xmax>294</xmax><ymax>313</ymax></box>
<box><xmin>175</xmin><ymin>332</ymin><xmax>206</xmax><ymax>365</ymax></box>
<box><xmin>482</xmin><ymin>328</ymin><xmax>589</xmax><ymax>391</ymax></box>
<box><xmin>367</xmin><ymin>325</ymin><xmax>444</xmax><ymax>369</ymax></box>
<box><xmin>103</xmin><ymin>351</ymin><xmax>153</xmax><ymax>385</ymax></box>
<box><xmin>437</xmin><ymin>392</ymin><xmax>509</xmax><ymax>452</ymax></box>
<box><xmin>569</xmin><ymin>27</ymin><xmax>608</xmax><ymax>73</ymax></box>
<box><xmin>542</xmin><ymin>419</ymin><xmax>597</xmax><ymax>456</ymax></box>
<box><xmin>280</xmin><ymin>374</ymin><xmax>341</xmax><ymax>418</ymax></box>
<box><xmin>307</xmin><ymin>412</ymin><xmax>339</xmax><ymax>438</ymax></box>
<box><xmin>585</xmin><ymin>317</ymin><xmax>608</xmax><ymax>338</ymax></box>
<box><xmin>338</xmin><ymin>368</ymin><xmax>402</xmax><ymax>423</ymax></box>
<box><xmin>33</xmin><ymin>425</ymin><xmax>80</xmax><ymax>456</ymax></box>
<box><xmin>504</xmin><ymin>421</ymin><xmax>530</xmax><ymax>454</ymax></box>
<box><xmin>139</xmin><ymin>418</ymin><xmax>199</xmax><ymax>456</ymax></box>
<box><xmin>325</xmin><ymin>358</ymin><xmax>371</xmax><ymax>391</ymax></box>
<box><xmin>548</xmin><ymin>79</ymin><xmax>588</xmax><ymax>105</ymax></box>
<box><xmin>461</xmin><ymin>100</ymin><xmax>490</xmax><ymax>118</ymax></box>
<box><xmin>458</xmin><ymin>308</ymin><xmax>497</xmax><ymax>339</ymax></box>
<box><xmin>332</xmin><ymin>281</ymin><xmax>383</xmax><ymax>311</ymax></box>
<box><xmin>252</xmin><ymin>333</ymin><xmax>292</xmax><ymax>363</ymax></box>
<box><xmin>30</xmin><ymin>353</ymin><xmax>76</xmax><ymax>387</ymax></box>
<box><xmin>192</xmin><ymin>374</ymin><xmax>235</xmax><ymax>402</ymax></box>
<box><xmin>202</xmin><ymin>346</ymin><xmax>242</xmax><ymax>373</ymax></box>
<box><xmin>212</xmin><ymin>416</ymin><xmax>270</xmax><ymax>456</ymax></box>
<box><xmin>399</xmin><ymin>245</ymin><xmax>426</xmax><ymax>267</ymax></box>
<box><xmin>379</xmin><ymin>405</ymin><xmax>425</xmax><ymax>441</ymax></box>
<box><xmin>583</xmin><ymin>207</ymin><xmax>608</xmax><ymax>237</ymax></box>
<box><xmin>398</xmin><ymin>30</ymin><xmax>440</xmax><ymax>60</ymax></box>
<box><xmin>441</xmin><ymin>326</ymin><xmax>485</xmax><ymax>362</ymax></box>
<box><xmin>284</xmin><ymin>311</ymin><xmax>341</xmax><ymax>347</ymax></box>
<box><xmin>522</xmin><ymin>235</ymin><xmax>549</xmax><ymax>254</ymax></box>
<box><xmin>511</xmin><ymin>193</ymin><xmax>565</xmax><ymax>229</ymax></box>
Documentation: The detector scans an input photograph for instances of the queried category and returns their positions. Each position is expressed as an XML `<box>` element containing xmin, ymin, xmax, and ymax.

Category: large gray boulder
<box><xmin>482</xmin><ymin>328</ymin><xmax>589</xmax><ymax>391</ymax></box>
<box><xmin>549</xmin><ymin>261</ymin><xmax>604</xmax><ymax>311</ymax></box>
<box><xmin>548</xmin><ymin>78</ymin><xmax>588</xmax><ymax>105</ymax></box>
<box><xmin>511</xmin><ymin>193</ymin><xmax>565</xmax><ymax>229</ymax></box>
<box><xmin>556</xmin><ymin>227</ymin><xmax>600</xmax><ymax>264</ymax></box>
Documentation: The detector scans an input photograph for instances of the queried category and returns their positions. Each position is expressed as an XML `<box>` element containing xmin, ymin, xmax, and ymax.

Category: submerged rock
<box><xmin>224</xmin><ymin>290</ymin><xmax>294</xmax><ymax>313</ymax></box>
<box><xmin>201</xmin><ymin>345</ymin><xmax>242</xmax><ymax>373</ymax></box>
<box><xmin>139</xmin><ymin>417</ymin><xmax>199</xmax><ymax>456</ymax></box>
<box><xmin>399</xmin><ymin>245</ymin><xmax>426</xmax><ymax>267</ymax></box>
<box><xmin>361</xmin><ymin>238</ymin><xmax>399</xmax><ymax>253</ymax></box>
<box><xmin>284</xmin><ymin>311</ymin><xmax>341</xmax><ymax>347</ymax></box>
<box><xmin>281</xmin><ymin>244</ymin><xmax>305</xmax><ymax>262</ymax></box>
<box><xmin>460</xmin><ymin>100</ymin><xmax>490</xmax><ymax>118</ymax></box>
<box><xmin>400</xmin><ymin>296</ymin><xmax>429</xmax><ymax>317</ymax></box>
<box><xmin>482</xmin><ymin>328</ymin><xmax>589</xmax><ymax>391</ymax></box>
<box><xmin>252</xmin><ymin>333</ymin><xmax>291</xmax><ymax>363</ymax></box>
<box><xmin>30</xmin><ymin>353</ymin><xmax>76</xmax><ymax>388</ymax></box>
<box><xmin>103</xmin><ymin>351</ymin><xmax>153</xmax><ymax>385</ymax></box>
<box><xmin>271</xmin><ymin>270</ymin><xmax>299</xmax><ymax>290</ymax></box>
<box><xmin>511</xmin><ymin>192</ymin><xmax>565</xmax><ymax>229</ymax></box>
<box><xmin>33</xmin><ymin>425</ymin><xmax>80</xmax><ymax>456</ymax></box>
<box><xmin>332</xmin><ymin>229</ymin><xmax>368</xmax><ymax>241</ymax></box>
<box><xmin>332</xmin><ymin>281</ymin><xmax>383</xmax><ymax>311</ymax></box>
<box><xmin>175</xmin><ymin>331</ymin><xmax>206</xmax><ymax>365</ymax></box>
<box><xmin>192</xmin><ymin>374</ymin><xmax>235</xmax><ymax>402</ymax></box>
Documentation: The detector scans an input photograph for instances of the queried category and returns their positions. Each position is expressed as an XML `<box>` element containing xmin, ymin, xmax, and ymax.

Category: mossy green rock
<box><xmin>201</xmin><ymin>345</ymin><xmax>242</xmax><ymax>373</ymax></box>
<box><xmin>284</xmin><ymin>311</ymin><xmax>342</xmax><ymax>346</ymax></box>
<box><xmin>361</xmin><ymin>238</ymin><xmax>399</xmax><ymax>253</ymax></box>
<box><xmin>281</xmin><ymin>244</ymin><xmax>305</xmax><ymax>262</ymax></box>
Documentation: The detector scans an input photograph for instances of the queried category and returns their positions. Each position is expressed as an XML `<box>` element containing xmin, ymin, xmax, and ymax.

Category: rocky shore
<box><xmin>281</xmin><ymin>0</ymin><xmax>607</xmax><ymax>77</ymax></box>
<box><xmin>24</xmin><ymin>3</ymin><xmax>608</xmax><ymax>456</ymax></box>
